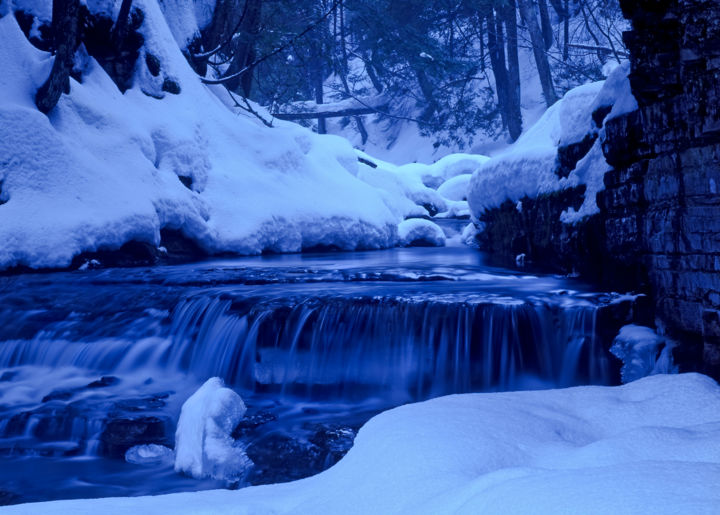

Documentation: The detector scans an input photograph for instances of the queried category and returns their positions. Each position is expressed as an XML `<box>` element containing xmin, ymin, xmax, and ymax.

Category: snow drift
<box><xmin>7</xmin><ymin>373</ymin><xmax>720</xmax><ymax>514</ymax></box>
<box><xmin>0</xmin><ymin>2</ymin><xmax>401</xmax><ymax>271</ymax></box>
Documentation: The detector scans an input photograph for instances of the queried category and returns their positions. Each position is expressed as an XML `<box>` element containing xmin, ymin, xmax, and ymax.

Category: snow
<box><xmin>355</xmin><ymin>151</ymin><xmax>448</xmax><ymax>217</ymax></box>
<box><xmin>8</xmin><ymin>374</ymin><xmax>720</xmax><ymax>514</ymax></box>
<box><xmin>397</xmin><ymin>218</ymin><xmax>446</xmax><ymax>247</ymax></box>
<box><xmin>593</xmin><ymin>62</ymin><xmax>638</xmax><ymax>121</ymax></box>
<box><xmin>611</xmin><ymin>325</ymin><xmax>678</xmax><ymax>384</ymax></box>
<box><xmin>174</xmin><ymin>377</ymin><xmax>251</xmax><ymax>481</ymax></box>
<box><xmin>125</xmin><ymin>444</ymin><xmax>174</xmax><ymax>465</ymax></box>
<box><xmin>0</xmin><ymin>5</ymin><xmax>401</xmax><ymax>271</ymax></box>
<box><xmin>468</xmin><ymin>67</ymin><xmax>638</xmax><ymax>224</ymax></box>
<box><xmin>437</xmin><ymin>174</ymin><xmax>471</xmax><ymax>202</ymax></box>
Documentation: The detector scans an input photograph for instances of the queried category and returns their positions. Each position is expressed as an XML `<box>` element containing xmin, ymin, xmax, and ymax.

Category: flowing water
<box><xmin>0</xmin><ymin>244</ymin><xmax>636</xmax><ymax>505</ymax></box>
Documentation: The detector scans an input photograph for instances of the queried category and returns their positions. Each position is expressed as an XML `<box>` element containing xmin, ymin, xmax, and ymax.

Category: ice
<box><xmin>611</xmin><ymin>325</ymin><xmax>678</xmax><ymax>383</ymax></box>
<box><xmin>174</xmin><ymin>377</ymin><xmax>251</xmax><ymax>481</ymax></box>
<box><xmin>125</xmin><ymin>444</ymin><xmax>174</xmax><ymax>466</ymax></box>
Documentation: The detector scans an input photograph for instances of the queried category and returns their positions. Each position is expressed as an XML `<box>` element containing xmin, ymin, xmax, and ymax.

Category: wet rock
<box><xmin>87</xmin><ymin>376</ymin><xmax>120</xmax><ymax>388</ymax></box>
<box><xmin>245</xmin><ymin>434</ymin><xmax>323</xmax><ymax>485</ymax></box>
<box><xmin>100</xmin><ymin>416</ymin><xmax>172</xmax><ymax>459</ymax></box>
<box><xmin>0</xmin><ymin>371</ymin><xmax>18</xmax><ymax>382</ymax></box>
<box><xmin>231</xmin><ymin>410</ymin><xmax>278</xmax><ymax>438</ymax></box>
<box><xmin>0</xmin><ymin>489</ymin><xmax>21</xmax><ymax>506</ymax></box>
<box><xmin>113</xmin><ymin>392</ymin><xmax>170</xmax><ymax>412</ymax></box>
<box><xmin>309</xmin><ymin>424</ymin><xmax>356</xmax><ymax>465</ymax></box>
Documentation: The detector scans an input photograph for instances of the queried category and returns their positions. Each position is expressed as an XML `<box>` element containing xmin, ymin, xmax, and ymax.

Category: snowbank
<box><xmin>468</xmin><ymin>63</ymin><xmax>637</xmax><ymax>223</ymax></box>
<box><xmin>398</xmin><ymin>219</ymin><xmax>445</xmax><ymax>247</ymax></box>
<box><xmin>174</xmin><ymin>377</ymin><xmax>251</xmax><ymax>481</ymax></box>
<box><xmin>9</xmin><ymin>374</ymin><xmax>720</xmax><ymax>514</ymax></box>
<box><xmin>0</xmin><ymin>3</ymin><xmax>399</xmax><ymax>271</ymax></box>
<box><xmin>611</xmin><ymin>325</ymin><xmax>678</xmax><ymax>383</ymax></box>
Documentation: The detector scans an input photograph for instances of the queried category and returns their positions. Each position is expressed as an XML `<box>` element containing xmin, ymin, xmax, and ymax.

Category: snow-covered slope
<box><xmin>0</xmin><ymin>3</ymin><xmax>401</xmax><ymax>271</ymax></box>
<box><xmin>8</xmin><ymin>373</ymin><xmax>720</xmax><ymax>514</ymax></box>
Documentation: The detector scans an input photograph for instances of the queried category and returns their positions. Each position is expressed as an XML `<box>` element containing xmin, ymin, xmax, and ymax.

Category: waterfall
<box><xmin>0</xmin><ymin>293</ymin><xmax>611</xmax><ymax>401</ymax></box>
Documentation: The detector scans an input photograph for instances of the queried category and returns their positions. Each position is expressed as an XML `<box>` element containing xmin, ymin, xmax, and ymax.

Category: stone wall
<box><xmin>601</xmin><ymin>0</ymin><xmax>720</xmax><ymax>375</ymax></box>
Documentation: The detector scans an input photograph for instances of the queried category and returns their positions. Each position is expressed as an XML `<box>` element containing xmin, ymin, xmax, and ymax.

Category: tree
<box><xmin>36</xmin><ymin>0</ymin><xmax>81</xmax><ymax>113</ymax></box>
<box><xmin>517</xmin><ymin>0</ymin><xmax>558</xmax><ymax>107</ymax></box>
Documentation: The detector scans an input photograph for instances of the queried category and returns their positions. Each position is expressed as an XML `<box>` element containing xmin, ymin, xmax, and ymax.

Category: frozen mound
<box><xmin>468</xmin><ymin>63</ymin><xmax>637</xmax><ymax>224</ymax></box>
<box><xmin>611</xmin><ymin>325</ymin><xmax>678</xmax><ymax>383</ymax></box>
<box><xmin>398</xmin><ymin>219</ymin><xmax>445</xmax><ymax>247</ymax></box>
<box><xmin>0</xmin><ymin>3</ymin><xmax>398</xmax><ymax>271</ymax></box>
<box><xmin>174</xmin><ymin>377</ymin><xmax>251</xmax><ymax>481</ymax></box>
<box><xmin>14</xmin><ymin>374</ymin><xmax>720</xmax><ymax>514</ymax></box>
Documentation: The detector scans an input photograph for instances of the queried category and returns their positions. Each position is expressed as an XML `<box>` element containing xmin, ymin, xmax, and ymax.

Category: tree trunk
<box><xmin>517</xmin><ymin>0</ymin><xmax>558</xmax><ymax>107</ymax></box>
<box><xmin>36</xmin><ymin>0</ymin><xmax>81</xmax><ymax>114</ymax></box>
<box><xmin>224</xmin><ymin>0</ymin><xmax>262</xmax><ymax>96</ymax></box>
<box><xmin>563</xmin><ymin>0</ymin><xmax>569</xmax><ymax>61</ymax></box>
<box><xmin>486</xmin><ymin>9</ymin><xmax>509</xmax><ymax>132</ymax></box>
<box><xmin>538</xmin><ymin>0</ymin><xmax>553</xmax><ymax>50</ymax></box>
<box><xmin>204</xmin><ymin>0</ymin><xmax>243</xmax><ymax>53</ymax></box>
<box><xmin>339</xmin><ymin>2</ymin><xmax>368</xmax><ymax>144</ymax></box>
<box><xmin>501</xmin><ymin>1</ymin><xmax>523</xmax><ymax>141</ymax></box>
<box><xmin>414</xmin><ymin>67</ymin><xmax>439</xmax><ymax>121</ymax></box>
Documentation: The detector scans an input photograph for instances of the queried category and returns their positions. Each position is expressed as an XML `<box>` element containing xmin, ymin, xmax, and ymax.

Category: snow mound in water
<box><xmin>0</xmin><ymin>4</ymin><xmax>398</xmax><ymax>271</ymax></box>
<box><xmin>174</xmin><ymin>377</ymin><xmax>251</xmax><ymax>481</ymax></box>
<box><xmin>611</xmin><ymin>325</ymin><xmax>678</xmax><ymax>383</ymax></box>
<box><xmin>13</xmin><ymin>374</ymin><xmax>720</xmax><ymax>514</ymax></box>
<box><xmin>398</xmin><ymin>219</ymin><xmax>445</xmax><ymax>247</ymax></box>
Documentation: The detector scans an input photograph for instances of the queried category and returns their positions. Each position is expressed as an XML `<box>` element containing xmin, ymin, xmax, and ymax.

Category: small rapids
<box><xmin>0</xmin><ymin>247</ymin><xmax>637</xmax><ymax>505</ymax></box>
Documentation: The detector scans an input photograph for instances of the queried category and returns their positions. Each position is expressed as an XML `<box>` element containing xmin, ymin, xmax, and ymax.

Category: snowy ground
<box><xmin>4</xmin><ymin>373</ymin><xmax>719</xmax><ymax>514</ymax></box>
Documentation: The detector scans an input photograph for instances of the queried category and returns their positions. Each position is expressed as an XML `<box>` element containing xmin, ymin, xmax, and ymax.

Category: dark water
<box><xmin>0</xmin><ymin>245</ymin><xmax>632</xmax><ymax>505</ymax></box>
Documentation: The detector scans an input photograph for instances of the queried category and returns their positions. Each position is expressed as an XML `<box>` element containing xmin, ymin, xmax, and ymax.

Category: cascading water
<box><xmin>0</xmin><ymin>247</ymin><xmax>634</xmax><ymax>504</ymax></box>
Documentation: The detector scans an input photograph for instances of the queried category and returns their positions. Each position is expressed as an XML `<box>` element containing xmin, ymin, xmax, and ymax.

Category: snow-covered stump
<box><xmin>398</xmin><ymin>219</ymin><xmax>446</xmax><ymax>247</ymax></box>
<box><xmin>174</xmin><ymin>377</ymin><xmax>252</xmax><ymax>481</ymax></box>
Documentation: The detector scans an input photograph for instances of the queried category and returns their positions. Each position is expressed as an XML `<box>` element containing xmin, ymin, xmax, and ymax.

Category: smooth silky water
<box><xmin>0</xmin><ymin>245</ymin><xmax>632</xmax><ymax>504</ymax></box>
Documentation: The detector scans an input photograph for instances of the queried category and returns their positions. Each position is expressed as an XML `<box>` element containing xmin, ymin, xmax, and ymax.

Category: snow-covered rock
<box><xmin>437</xmin><ymin>174</ymin><xmax>471</xmax><ymax>201</ymax></box>
<box><xmin>174</xmin><ymin>377</ymin><xmax>251</xmax><ymax>481</ymax></box>
<box><xmin>356</xmin><ymin>151</ymin><xmax>447</xmax><ymax>217</ymax></box>
<box><xmin>611</xmin><ymin>325</ymin><xmax>678</xmax><ymax>383</ymax></box>
<box><xmin>468</xmin><ymin>65</ymin><xmax>638</xmax><ymax>224</ymax></box>
<box><xmin>400</xmin><ymin>154</ymin><xmax>490</xmax><ymax>189</ymax></box>
<box><xmin>11</xmin><ymin>374</ymin><xmax>720</xmax><ymax>514</ymax></box>
<box><xmin>397</xmin><ymin>219</ymin><xmax>445</xmax><ymax>247</ymax></box>
<box><xmin>0</xmin><ymin>5</ymin><xmax>399</xmax><ymax>271</ymax></box>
